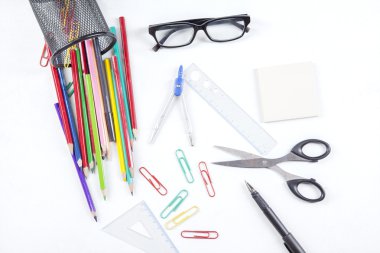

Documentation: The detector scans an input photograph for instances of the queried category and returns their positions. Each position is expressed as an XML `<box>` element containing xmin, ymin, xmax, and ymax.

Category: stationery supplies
<box><xmin>245</xmin><ymin>181</ymin><xmax>306</xmax><ymax>253</ymax></box>
<box><xmin>83</xmin><ymin>70</ymin><xmax>107</xmax><ymax>200</ymax></box>
<box><xmin>161</xmin><ymin>190</ymin><xmax>188</xmax><ymax>219</ymax></box>
<box><xmin>176</xmin><ymin>149</ymin><xmax>194</xmax><ymax>183</ymax></box>
<box><xmin>165</xmin><ymin>206</ymin><xmax>199</xmax><ymax>230</ymax></box>
<box><xmin>255</xmin><ymin>62</ymin><xmax>320</xmax><ymax>122</ymax></box>
<box><xmin>29</xmin><ymin>0</ymin><xmax>116</xmax><ymax>67</ymax></box>
<box><xmin>112</xmin><ymin>56</ymin><xmax>134</xmax><ymax>194</ymax></box>
<box><xmin>94</xmin><ymin>37</ymin><xmax>116</xmax><ymax>142</ymax></box>
<box><xmin>70</xmin><ymin>49</ymin><xmax>89</xmax><ymax>177</ymax></box>
<box><xmin>150</xmin><ymin>66</ymin><xmax>193</xmax><ymax>146</ymax></box>
<box><xmin>75</xmin><ymin>47</ymin><xmax>94</xmax><ymax>171</ymax></box>
<box><xmin>119</xmin><ymin>17</ymin><xmax>138</xmax><ymax>139</ymax></box>
<box><xmin>104</xmin><ymin>58</ymin><xmax>127</xmax><ymax>180</ymax></box>
<box><xmin>57</xmin><ymin>67</ymin><xmax>82</xmax><ymax>167</ymax></box>
<box><xmin>110</xmin><ymin>26</ymin><xmax>134</xmax><ymax>143</ymax></box>
<box><xmin>149</xmin><ymin>14</ymin><xmax>251</xmax><ymax>51</ymax></box>
<box><xmin>198</xmin><ymin>162</ymin><xmax>215</xmax><ymax>197</ymax></box>
<box><xmin>54</xmin><ymin>103</ymin><xmax>97</xmax><ymax>222</ymax></box>
<box><xmin>139</xmin><ymin>167</ymin><xmax>168</xmax><ymax>196</ymax></box>
<box><xmin>85</xmin><ymin>39</ymin><xmax>109</xmax><ymax>157</ymax></box>
<box><xmin>214</xmin><ymin>139</ymin><xmax>331</xmax><ymax>202</ymax></box>
<box><xmin>49</xmin><ymin>61</ymin><xmax>73</xmax><ymax>154</ymax></box>
<box><xmin>181</xmin><ymin>230</ymin><xmax>219</xmax><ymax>239</ymax></box>
<box><xmin>103</xmin><ymin>201</ymin><xmax>179</xmax><ymax>253</ymax></box>
<box><xmin>184</xmin><ymin>64</ymin><xmax>276</xmax><ymax>154</ymax></box>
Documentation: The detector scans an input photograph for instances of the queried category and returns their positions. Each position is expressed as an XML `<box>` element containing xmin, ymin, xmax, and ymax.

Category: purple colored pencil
<box><xmin>54</xmin><ymin>103</ymin><xmax>97</xmax><ymax>222</ymax></box>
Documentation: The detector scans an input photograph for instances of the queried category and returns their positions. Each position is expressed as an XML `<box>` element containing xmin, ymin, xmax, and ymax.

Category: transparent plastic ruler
<box><xmin>184</xmin><ymin>64</ymin><xmax>276</xmax><ymax>154</ymax></box>
<box><xmin>103</xmin><ymin>201</ymin><xmax>179</xmax><ymax>253</ymax></box>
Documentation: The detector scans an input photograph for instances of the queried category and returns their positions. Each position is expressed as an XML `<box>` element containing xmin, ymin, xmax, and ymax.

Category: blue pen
<box><xmin>57</xmin><ymin>67</ymin><xmax>83</xmax><ymax>169</ymax></box>
<box><xmin>150</xmin><ymin>65</ymin><xmax>193</xmax><ymax>146</ymax></box>
<box><xmin>110</xmin><ymin>26</ymin><xmax>134</xmax><ymax>142</ymax></box>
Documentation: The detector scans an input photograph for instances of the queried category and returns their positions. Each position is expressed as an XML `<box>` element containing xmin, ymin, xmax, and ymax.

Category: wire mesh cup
<box><xmin>29</xmin><ymin>0</ymin><xmax>116</xmax><ymax>67</ymax></box>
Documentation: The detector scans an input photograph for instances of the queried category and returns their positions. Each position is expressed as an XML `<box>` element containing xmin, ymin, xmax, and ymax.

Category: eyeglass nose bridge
<box><xmin>191</xmin><ymin>23</ymin><xmax>213</xmax><ymax>42</ymax></box>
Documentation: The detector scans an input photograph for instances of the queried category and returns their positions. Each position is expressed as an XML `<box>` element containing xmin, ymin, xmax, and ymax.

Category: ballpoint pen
<box><xmin>245</xmin><ymin>181</ymin><xmax>306</xmax><ymax>253</ymax></box>
<box><xmin>150</xmin><ymin>65</ymin><xmax>193</xmax><ymax>146</ymax></box>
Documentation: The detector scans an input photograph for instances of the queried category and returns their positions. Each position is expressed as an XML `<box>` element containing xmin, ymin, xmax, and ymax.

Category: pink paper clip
<box><xmin>181</xmin><ymin>230</ymin><xmax>219</xmax><ymax>239</ymax></box>
<box><xmin>198</xmin><ymin>162</ymin><xmax>215</xmax><ymax>197</ymax></box>
<box><xmin>40</xmin><ymin>42</ymin><xmax>50</xmax><ymax>67</ymax></box>
<box><xmin>139</xmin><ymin>167</ymin><xmax>168</xmax><ymax>196</ymax></box>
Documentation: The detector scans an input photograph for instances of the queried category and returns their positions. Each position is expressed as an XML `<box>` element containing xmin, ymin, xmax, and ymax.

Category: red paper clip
<box><xmin>40</xmin><ymin>42</ymin><xmax>50</xmax><ymax>67</ymax></box>
<box><xmin>181</xmin><ymin>230</ymin><xmax>219</xmax><ymax>239</ymax></box>
<box><xmin>198</xmin><ymin>162</ymin><xmax>215</xmax><ymax>197</ymax></box>
<box><xmin>139</xmin><ymin>167</ymin><xmax>168</xmax><ymax>196</ymax></box>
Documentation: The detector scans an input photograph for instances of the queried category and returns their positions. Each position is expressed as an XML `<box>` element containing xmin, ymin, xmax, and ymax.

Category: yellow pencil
<box><xmin>104</xmin><ymin>59</ymin><xmax>127</xmax><ymax>181</ymax></box>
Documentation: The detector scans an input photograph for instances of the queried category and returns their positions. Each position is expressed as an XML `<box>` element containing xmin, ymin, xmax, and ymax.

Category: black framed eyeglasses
<box><xmin>148</xmin><ymin>14</ymin><xmax>251</xmax><ymax>51</ymax></box>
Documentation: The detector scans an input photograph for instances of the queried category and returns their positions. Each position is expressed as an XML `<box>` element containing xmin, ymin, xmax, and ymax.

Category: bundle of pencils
<box><xmin>46</xmin><ymin>17</ymin><xmax>137</xmax><ymax>221</ymax></box>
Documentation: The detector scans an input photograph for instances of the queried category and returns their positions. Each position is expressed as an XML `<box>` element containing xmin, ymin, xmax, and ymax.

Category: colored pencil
<box><xmin>110</xmin><ymin>26</ymin><xmax>134</xmax><ymax>144</ymax></box>
<box><xmin>104</xmin><ymin>58</ymin><xmax>127</xmax><ymax>180</ymax></box>
<box><xmin>80</xmin><ymin>42</ymin><xmax>96</xmax><ymax>169</ymax></box>
<box><xmin>84</xmin><ymin>73</ymin><xmax>107</xmax><ymax>200</ymax></box>
<box><xmin>54</xmin><ymin>103</ymin><xmax>97</xmax><ymax>221</ymax></box>
<box><xmin>112</xmin><ymin>56</ymin><xmax>134</xmax><ymax>195</ymax></box>
<box><xmin>75</xmin><ymin>47</ymin><xmax>94</xmax><ymax>171</ymax></box>
<box><xmin>94</xmin><ymin>37</ymin><xmax>116</xmax><ymax>143</ymax></box>
<box><xmin>57</xmin><ymin>67</ymin><xmax>82</xmax><ymax>168</ymax></box>
<box><xmin>70</xmin><ymin>49</ymin><xmax>89</xmax><ymax>177</ymax></box>
<box><xmin>85</xmin><ymin>39</ymin><xmax>109</xmax><ymax>158</ymax></box>
<box><xmin>49</xmin><ymin>60</ymin><xmax>73</xmax><ymax>154</ymax></box>
<box><xmin>119</xmin><ymin>17</ymin><xmax>138</xmax><ymax>139</ymax></box>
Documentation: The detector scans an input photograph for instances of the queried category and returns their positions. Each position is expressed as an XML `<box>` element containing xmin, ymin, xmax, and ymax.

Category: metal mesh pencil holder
<box><xmin>29</xmin><ymin>0</ymin><xmax>116</xmax><ymax>67</ymax></box>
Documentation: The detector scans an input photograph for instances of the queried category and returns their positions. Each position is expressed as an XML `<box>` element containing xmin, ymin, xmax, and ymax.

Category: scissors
<box><xmin>213</xmin><ymin>139</ymin><xmax>331</xmax><ymax>203</ymax></box>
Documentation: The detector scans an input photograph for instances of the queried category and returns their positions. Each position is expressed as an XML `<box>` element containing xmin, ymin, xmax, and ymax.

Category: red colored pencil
<box><xmin>49</xmin><ymin>52</ymin><xmax>74</xmax><ymax>154</ymax></box>
<box><xmin>119</xmin><ymin>17</ymin><xmax>138</xmax><ymax>139</ymax></box>
<box><xmin>71</xmin><ymin>49</ymin><xmax>89</xmax><ymax>177</ymax></box>
<box><xmin>111</xmin><ymin>56</ymin><xmax>134</xmax><ymax>171</ymax></box>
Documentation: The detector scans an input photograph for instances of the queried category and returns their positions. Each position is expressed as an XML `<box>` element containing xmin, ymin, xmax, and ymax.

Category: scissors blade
<box><xmin>213</xmin><ymin>159</ymin><xmax>258</xmax><ymax>168</ymax></box>
<box><xmin>214</xmin><ymin>145</ymin><xmax>259</xmax><ymax>159</ymax></box>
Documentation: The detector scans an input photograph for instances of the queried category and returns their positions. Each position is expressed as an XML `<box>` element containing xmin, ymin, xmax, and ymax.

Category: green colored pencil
<box><xmin>84</xmin><ymin>74</ymin><xmax>107</xmax><ymax>200</ymax></box>
<box><xmin>75</xmin><ymin>48</ymin><xmax>94</xmax><ymax>171</ymax></box>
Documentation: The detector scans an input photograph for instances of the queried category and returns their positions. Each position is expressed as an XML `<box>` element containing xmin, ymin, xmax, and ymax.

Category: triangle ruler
<box><xmin>103</xmin><ymin>201</ymin><xmax>179</xmax><ymax>253</ymax></box>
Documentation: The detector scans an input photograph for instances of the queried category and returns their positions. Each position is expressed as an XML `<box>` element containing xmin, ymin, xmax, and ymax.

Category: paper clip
<box><xmin>139</xmin><ymin>167</ymin><xmax>168</xmax><ymax>196</ymax></box>
<box><xmin>198</xmin><ymin>162</ymin><xmax>215</xmax><ymax>197</ymax></box>
<box><xmin>160</xmin><ymin>190</ymin><xmax>188</xmax><ymax>219</ymax></box>
<box><xmin>40</xmin><ymin>43</ymin><xmax>50</xmax><ymax>67</ymax></box>
<box><xmin>176</xmin><ymin>149</ymin><xmax>194</xmax><ymax>183</ymax></box>
<box><xmin>165</xmin><ymin>206</ymin><xmax>199</xmax><ymax>230</ymax></box>
<box><xmin>181</xmin><ymin>230</ymin><xmax>219</xmax><ymax>239</ymax></box>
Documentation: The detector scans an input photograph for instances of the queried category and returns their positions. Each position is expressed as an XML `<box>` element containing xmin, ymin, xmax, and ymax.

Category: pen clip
<box><xmin>160</xmin><ymin>189</ymin><xmax>188</xmax><ymax>219</ymax></box>
<box><xmin>40</xmin><ymin>42</ymin><xmax>50</xmax><ymax>67</ymax></box>
<box><xmin>165</xmin><ymin>206</ymin><xmax>199</xmax><ymax>230</ymax></box>
<box><xmin>176</xmin><ymin>149</ymin><xmax>194</xmax><ymax>183</ymax></box>
<box><xmin>139</xmin><ymin>167</ymin><xmax>168</xmax><ymax>196</ymax></box>
<box><xmin>181</xmin><ymin>230</ymin><xmax>219</xmax><ymax>239</ymax></box>
<box><xmin>198</xmin><ymin>162</ymin><xmax>215</xmax><ymax>197</ymax></box>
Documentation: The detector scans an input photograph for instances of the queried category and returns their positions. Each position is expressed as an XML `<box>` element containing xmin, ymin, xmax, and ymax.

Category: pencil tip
<box><xmin>94</xmin><ymin>216</ymin><xmax>98</xmax><ymax>222</ymax></box>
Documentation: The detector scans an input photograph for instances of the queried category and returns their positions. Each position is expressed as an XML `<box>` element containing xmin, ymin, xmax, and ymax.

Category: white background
<box><xmin>1</xmin><ymin>0</ymin><xmax>380</xmax><ymax>252</ymax></box>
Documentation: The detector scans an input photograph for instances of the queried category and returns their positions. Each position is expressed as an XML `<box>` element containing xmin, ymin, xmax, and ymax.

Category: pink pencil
<box><xmin>85</xmin><ymin>39</ymin><xmax>109</xmax><ymax>158</ymax></box>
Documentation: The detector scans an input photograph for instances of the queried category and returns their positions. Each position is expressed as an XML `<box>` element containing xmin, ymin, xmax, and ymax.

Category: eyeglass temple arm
<box><xmin>152</xmin><ymin>20</ymin><xmax>249</xmax><ymax>52</ymax></box>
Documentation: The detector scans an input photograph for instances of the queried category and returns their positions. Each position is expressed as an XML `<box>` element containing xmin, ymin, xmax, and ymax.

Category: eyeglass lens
<box><xmin>155</xmin><ymin>24</ymin><xmax>195</xmax><ymax>47</ymax></box>
<box><xmin>206</xmin><ymin>18</ymin><xmax>245</xmax><ymax>41</ymax></box>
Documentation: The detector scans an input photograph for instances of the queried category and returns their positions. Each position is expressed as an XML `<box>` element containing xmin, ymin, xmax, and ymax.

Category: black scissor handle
<box><xmin>286</xmin><ymin>178</ymin><xmax>325</xmax><ymax>203</ymax></box>
<box><xmin>291</xmin><ymin>139</ymin><xmax>331</xmax><ymax>161</ymax></box>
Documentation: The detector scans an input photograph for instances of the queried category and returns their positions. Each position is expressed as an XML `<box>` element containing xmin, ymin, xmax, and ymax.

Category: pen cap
<box><xmin>29</xmin><ymin>0</ymin><xmax>116</xmax><ymax>67</ymax></box>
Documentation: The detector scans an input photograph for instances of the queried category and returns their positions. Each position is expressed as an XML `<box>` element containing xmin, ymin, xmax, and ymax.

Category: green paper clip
<box><xmin>176</xmin><ymin>149</ymin><xmax>194</xmax><ymax>183</ymax></box>
<box><xmin>160</xmin><ymin>189</ymin><xmax>188</xmax><ymax>219</ymax></box>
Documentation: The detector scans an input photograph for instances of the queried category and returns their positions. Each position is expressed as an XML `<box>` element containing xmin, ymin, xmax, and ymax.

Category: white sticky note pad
<box><xmin>255</xmin><ymin>62</ymin><xmax>320</xmax><ymax>122</ymax></box>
